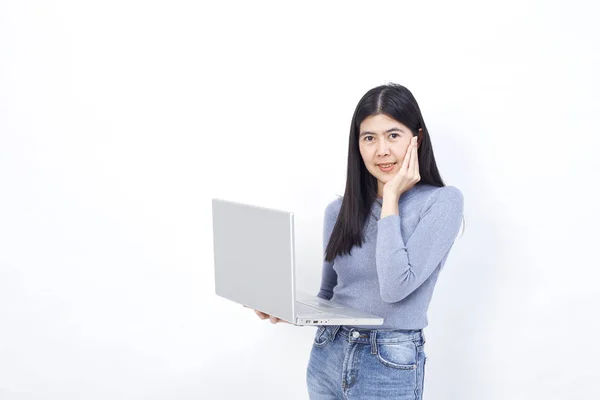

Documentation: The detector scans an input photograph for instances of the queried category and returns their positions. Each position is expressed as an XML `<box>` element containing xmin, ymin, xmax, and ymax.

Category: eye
<box><xmin>362</xmin><ymin>133</ymin><xmax>399</xmax><ymax>142</ymax></box>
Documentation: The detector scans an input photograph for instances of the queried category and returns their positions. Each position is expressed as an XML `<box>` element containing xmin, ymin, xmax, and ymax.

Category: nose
<box><xmin>376</xmin><ymin>139</ymin><xmax>390</xmax><ymax>156</ymax></box>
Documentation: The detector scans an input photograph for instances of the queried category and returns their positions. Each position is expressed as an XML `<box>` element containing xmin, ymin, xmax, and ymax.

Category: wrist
<box><xmin>382</xmin><ymin>190</ymin><xmax>400</xmax><ymax>201</ymax></box>
<box><xmin>380</xmin><ymin>192</ymin><xmax>400</xmax><ymax>219</ymax></box>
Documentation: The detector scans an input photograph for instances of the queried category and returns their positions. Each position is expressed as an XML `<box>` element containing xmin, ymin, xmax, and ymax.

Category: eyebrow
<box><xmin>359</xmin><ymin>127</ymin><xmax>405</xmax><ymax>137</ymax></box>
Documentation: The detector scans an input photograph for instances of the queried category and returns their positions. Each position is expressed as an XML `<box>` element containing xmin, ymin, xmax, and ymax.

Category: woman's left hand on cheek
<box><xmin>383</xmin><ymin>136</ymin><xmax>421</xmax><ymax>198</ymax></box>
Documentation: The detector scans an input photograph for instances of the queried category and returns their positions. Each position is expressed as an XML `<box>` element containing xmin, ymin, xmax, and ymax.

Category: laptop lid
<box><xmin>211</xmin><ymin>198</ymin><xmax>296</xmax><ymax>322</ymax></box>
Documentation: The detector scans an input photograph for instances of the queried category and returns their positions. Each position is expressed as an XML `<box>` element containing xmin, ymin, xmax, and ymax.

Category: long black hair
<box><xmin>325</xmin><ymin>83</ymin><xmax>461</xmax><ymax>262</ymax></box>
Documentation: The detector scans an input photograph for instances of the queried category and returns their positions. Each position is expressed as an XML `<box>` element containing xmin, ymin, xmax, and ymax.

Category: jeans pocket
<box><xmin>376</xmin><ymin>340</ymin><xmax>418</xmax><ymax>370</ymax></box>
<box><xmin>313</xmin><ymin>326</ymin><xmax>330</xmax><ymax>347</ymax></box>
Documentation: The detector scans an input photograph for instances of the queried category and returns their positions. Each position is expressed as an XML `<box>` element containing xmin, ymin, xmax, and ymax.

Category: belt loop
<box><xmin>370</xmin><ymin>330</ymin><xmax>377</xmax><ymax>355</ymax></box>
<box><xmin>421</xmin><ymin>329</ymin><xmax>426</xmax><ymax>345</ymax></box>
<box><xmin>331</xmin><ymin>325</ymin><xmax>341</xmax><ymax>341</ymax></box>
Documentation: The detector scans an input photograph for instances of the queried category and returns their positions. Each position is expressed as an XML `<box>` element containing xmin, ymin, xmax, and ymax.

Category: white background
<box><xmin>1</xmin><ymin>1</ymin><xmax>599</xmax><ymax>399</ymax></box>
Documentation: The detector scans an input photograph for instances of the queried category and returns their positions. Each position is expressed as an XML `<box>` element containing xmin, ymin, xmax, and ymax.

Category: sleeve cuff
<box><xmin>377</xmin><ymin>214</ymin><xmax>400</xmax><ymax>225</ymax></box>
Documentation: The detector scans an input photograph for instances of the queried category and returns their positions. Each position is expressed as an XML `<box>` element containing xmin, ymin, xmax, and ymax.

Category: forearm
<box><xmin>375</xmin><ymin>187</ymin><xmax>464</xmax><ymax>303</ymax></box>
<box><xmin>316</xmin><ymin>261</ymin><xmax>337</xmax><ymax>300</ymax></box>
<box><xmin>380</xmin><ymin>192</ymin><xmax>400</xmax><ymax>219</ymax></box>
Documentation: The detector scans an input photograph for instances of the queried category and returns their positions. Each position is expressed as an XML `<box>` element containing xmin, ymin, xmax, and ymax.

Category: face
<box><xmin>358</xmin><ymin>113</ymin><xmax>416</xmax><ymax>197</ymax></box>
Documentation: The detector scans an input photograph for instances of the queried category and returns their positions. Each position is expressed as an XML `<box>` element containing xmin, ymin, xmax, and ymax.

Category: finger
<box><xmin>413</xmin><ymin>140</ymin><xmax>420</xmax><ymax>178</ymax></box>
<box><xmin>401</xmin><ymin>141</ymin><xmax>412</xmax><ymax>170</ymax></box>
<box><xmin>408</xmin><ymin>138</ymin><xmax>418</xmax><ymax>173</ymax></box>
<box><xmin>255</xmin><ymin>310</ymin><xmax>268</xmax><ymax>319</ymax></box>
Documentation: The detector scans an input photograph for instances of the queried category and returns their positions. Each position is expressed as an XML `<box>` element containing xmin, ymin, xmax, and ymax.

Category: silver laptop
<box><xmin>211</xmin><ymin>198</ymin><xmax>384</xmax><ymax>326</ymax></box>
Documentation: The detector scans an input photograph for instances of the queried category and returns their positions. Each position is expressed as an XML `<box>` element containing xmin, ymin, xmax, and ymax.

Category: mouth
<box><xmin>377</xmin><ymin>162</ymin><xmax>396</xmax><ymax>172</ymax></box>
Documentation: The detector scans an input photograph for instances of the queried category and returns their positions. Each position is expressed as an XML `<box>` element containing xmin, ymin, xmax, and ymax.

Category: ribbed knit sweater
<box><xmin>316</xmin><ymin>183</ymin><xmax>464</xmax><ymax>329</ymax></box>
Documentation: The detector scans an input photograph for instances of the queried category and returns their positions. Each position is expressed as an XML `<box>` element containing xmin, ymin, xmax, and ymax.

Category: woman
<box><xmin>255</xmin><ymin>83</ymin><xmax>464</xmax><ymax>399</ymax></box>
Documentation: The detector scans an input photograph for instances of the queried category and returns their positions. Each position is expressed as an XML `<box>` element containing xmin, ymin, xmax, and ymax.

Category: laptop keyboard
<box><xmin>295</xmin><ymin>302</ymin><xmax>327</xmax><ymax>315</ymax></box>
<box><xmin>296</xmin><ymin>301</ymin><xmax>351</xmax><ymax>317</ymax></box>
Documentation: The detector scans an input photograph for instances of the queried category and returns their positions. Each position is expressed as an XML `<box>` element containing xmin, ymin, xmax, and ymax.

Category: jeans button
<box><xmin>352</xmin><ymin>331</ymin><xmax>360</xmax><ymax>339</ymax></box>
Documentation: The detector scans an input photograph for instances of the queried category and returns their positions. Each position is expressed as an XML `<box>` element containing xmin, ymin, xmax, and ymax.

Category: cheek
<box><xmin>397</xmin><ymin>143</ymin><xmax>411</xmax><ymax>159</ymax></box>
<box><xmin>358</xmin><ymin>147</ymin><xmax>370</xmax><ymax>163</ymax></box>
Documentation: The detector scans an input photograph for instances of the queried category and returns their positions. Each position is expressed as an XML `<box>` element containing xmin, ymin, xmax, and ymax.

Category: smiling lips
<box><xmin>378</xmin><ymin>162</ymin><xmax>396</xmax><ymax>172</ymax></box>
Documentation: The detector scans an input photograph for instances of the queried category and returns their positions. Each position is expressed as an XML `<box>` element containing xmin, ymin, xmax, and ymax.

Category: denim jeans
<box><xmin>306</xmin><ymin>325</ymin><xmax>427</xmax><ymax>399</ymax></box>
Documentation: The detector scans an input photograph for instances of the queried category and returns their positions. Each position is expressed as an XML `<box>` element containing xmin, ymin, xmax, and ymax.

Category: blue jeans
<box><xmin>306</xmin><ymin>325</ymin><xmax>427</xmax><ymax>399</ymax></box>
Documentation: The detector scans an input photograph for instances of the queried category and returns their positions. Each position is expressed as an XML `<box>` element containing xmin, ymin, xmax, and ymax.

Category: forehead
<box><xmin>359</xmin><ymin>114</ymin><xmax>410</xmax><ymax>134</ymax></box>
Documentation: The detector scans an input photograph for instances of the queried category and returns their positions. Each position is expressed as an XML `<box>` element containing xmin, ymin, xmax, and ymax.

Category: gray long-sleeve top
<box><xmin>316</xmin><ymin>183</ymin><xmax>464</xmax><ymax>329</ymax></box>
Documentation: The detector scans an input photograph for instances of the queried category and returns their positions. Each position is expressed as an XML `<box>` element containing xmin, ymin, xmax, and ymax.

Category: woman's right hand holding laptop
<box><xmin>243</xmin><ymin>305</ymin><xmax>290</xmax><ymax>324</ymax></box>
